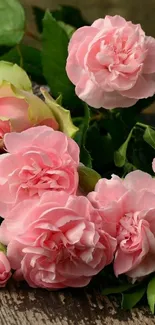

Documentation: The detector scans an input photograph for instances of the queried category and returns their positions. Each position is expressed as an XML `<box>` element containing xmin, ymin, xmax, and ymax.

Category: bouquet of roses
<box><xmin>1</xmin><ymin>0</ymin><xmax>155</xmax><ymax>313</ymax></box>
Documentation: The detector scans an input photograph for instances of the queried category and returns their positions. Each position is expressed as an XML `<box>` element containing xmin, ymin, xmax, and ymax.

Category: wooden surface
<box><xmin>0</xmin><ymin>281</ymin><xmax>154</xmax><ymax>325</ymax></box>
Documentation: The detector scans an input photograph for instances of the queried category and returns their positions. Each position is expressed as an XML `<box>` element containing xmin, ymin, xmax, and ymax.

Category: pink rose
<box><xmin>88</xmin><ymin>170</ymin><xmax>155</xmax><ymax>280</ymax></box>
<box><xmin>0</xmin><ymin>83</ymin><xmax>59</xmax><ymax>147</ymax></box>
<box><xmin>0</xmin><ymin>252</ymin><xmax>11</xmax><ymax>287</ymax></box>
<box><xmin>152</xmin><ymin>158</ymin><xmax>155</xmax><ymax>172</ymax></box>
<box><xmin>0</xmin><ymin>119</ymin><xmax>11</xmax><ymax>148</ymax></box>
<box><xmin>2</xmin><ymin>192</ymin><xmax>116</xmax><ymax>289</ymax></box>
<box><xmin>0</xmin><ymin>126</ymin><xmax>79</xmax><ymax>216</ymax></box>
<box><xmin>66</xmin><ymin>15</ymin><xmax>155</xmax><ymax>109</ymax></box>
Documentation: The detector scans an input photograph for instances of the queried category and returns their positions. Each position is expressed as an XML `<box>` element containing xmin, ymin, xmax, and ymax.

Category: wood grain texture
<box><xmin>0</xmin><ymin>281</ymin><xmax>154</xmax><ymax>325</ymax></box>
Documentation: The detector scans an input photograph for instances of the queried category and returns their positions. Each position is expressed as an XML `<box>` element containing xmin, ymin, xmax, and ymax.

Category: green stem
<box><xmin>16</xmin><ymin>45</ymin><xmax>23</xmax><ymax>68</ymax></box>
<box><xmin>136</xmin><ymin>122</ymin><xmax>148</xmax><ymax>128</ymax></box>
<box><xmin>72</xmin><ymin>117</ymin><xmax>83</xmax><ymax>124</ymax></box>
<box><xmin>26</xmin><ymin>29</ymin><xmax>41</xmax><ymax>42</ymax></box>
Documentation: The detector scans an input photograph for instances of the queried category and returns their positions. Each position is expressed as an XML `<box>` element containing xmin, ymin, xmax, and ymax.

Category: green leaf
<box><xmin>52</xmin><ymin>5</ymin><xmax>89</xmax><ymax>29</ymax></box>
<box><xmin>80</xmin><ymin>146</ymin><xmax>92</xmax><ymax>168</ymax></box>
<box><xmin>102</xmin><ymin>283</ymin><xmax>136</xmax><ymax>295</ymax></box>
<box><xmin>41</xmin><ymin>88</ymin><xmax>78</xmax><ymax>138</ymax></box>
<box><xmin>102</xmin><ymin>117</ymin><xmax>126</xmax><ymax>150</ymax></box>
<box><xmin>56</xmin><ymin>94</ymin><xmax>62</xmax><ymax>105</ymax></box>
<box><xmin>147</xmin><ymin>275</ymin><xmax>155</xmax><ymax>314</ymax></box>
<box><xmin>42</xmin><ymin>11</ymin><xmax>80</xmax><ymax>109</ymax></box>
<box><xmin>131</xmin><ymin>132</ymin><xmax>155</xmax><ymax>174</ymax></box>
<box><xmin>0</xmin><ymin>45</ymin><xmax>44</xmax><ymax>83</ymax></box>
<box><xmin>86</xmin><ymin>123</ymin><xmax>114</xmax><ymax>175</ymax></box>
<box><xmin>0</xmin><ymin>60</ymin><xmax>32</xmax><ymax>91</ymax></box>
<box><xmin>33</xmin><ymin>5</ymin><xmax>89</xmax><ymax>32</ymax></box>
<box><xmin>78</xmin><ymin>165</ymin><xmax>101</xmax><ymax>193</ymax></box>
<box><xmin>0</xmin><ymin>0</ymin><xmax>25</xmax><ymax>46</ymax></box>
<box><xmin>143</xmin><ymin>126</ymin><xmax>155</xmax><ymax>150</ymax></box>
<box><xmin>74</xmin><ymin>104</ymin><xmax>92</xmax><ymax>168</ymax></box>
<box><xmin>122</xmin><ymin>286</ymin><xmax>146</xmax><ymax>310</ymax></box>
<box><xmin>58</xmin><ymin>21</ymin><xmax>75</xmax><ymax>38</ymax></box>
<box><xmin>114</xmin><ymin>128</ymin><xmax>134</xmax><ymax>167</ymax></box>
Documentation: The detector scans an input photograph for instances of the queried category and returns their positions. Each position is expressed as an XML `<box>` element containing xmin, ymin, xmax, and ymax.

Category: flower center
<box><xmin>18</xmin><ymin>159</ymin><xmax>70</xmax><ymax>196</ymax></box>
<box><xmin>116</xmin><ymin>212</ymin><xmax>144</xmax><ymax>253</ymax></box>
<box><xmin>95</xmin><ymin>30</ymin><xmax>145</xmax><ymax>74</ymax></box>
<box><xmin>117</xmin><ymin>212</ymin><xmax>138</xmax><ymax>239</ymax></box>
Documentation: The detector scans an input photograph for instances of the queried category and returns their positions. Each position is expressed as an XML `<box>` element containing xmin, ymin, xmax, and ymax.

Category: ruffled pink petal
<box><xmin>67</xmin><ymin>137</ymin><xmax>80</xmax><ymax>164</ymax></box>
<box><xmin>0</xmin><ymin>119</ymin><xmax>11</xmax><ymax>140</ymax></box>
<box><xmin>66</xmin><ymin>27</ymin><xmax>100</xmax><ymax>85</ymax></box>
<box><xmin>110</xmin><ymin>72</ymin><xmax>138</xmax><ymax>91</ymax></box>
<box><xmin>120</xmin><ymin>75</ymin><xmax>155</xmax><ymax>99</ymax></box>
<box><xmin>127</xmin><ymin>253</ymin><xmax>155</xmax><ymax>278</ymax></box>
<box><xmin>4</xmin><ymin>126</ymin><xmax>74</xmax><ymax>157</ymax></box>
<box><xmin>99</xmin><ymin>203</ymin><xmax>122</xmax><ymax>237</ymax></box>
<box><xmin>135</xmin><ymin>191</ymin><xmax>155</xmax><ymax>211</ymax></box>
<box><xmin>144</xmin><ymin>209</ymin><xmax>155</xmax><ymax>234</ymax></box>
<box><xmin>0</xmin><ymin>221</ymin><xmax>14</xmax><ymax>245</ymax></box>
<box><xmin>37</xmin><ymin>118</ymin><xmax>59</xmax><ymax>131</ymax></box>
<box><xmin>40</xmin><ymin>191</ymin><xmax>69</xmax><ymax>206</ymax></box>
<box><xmin>76</xmin><ymin>73</ymin><xmax>138</xmax><ymax>109</ymax></box>
<box><xmin>66</xmin><ymin>46</ymin><xmax>84</xmax><ymax>84</ymax></box>
<box><xmin>106</xmin><ymin>15</ymin><xmax>127</xmax><ymax>28</ymax></box>
<box><xmin>7</xmin><ymin>240</ymin><xmax>25</xmax><ymax>270</ymax></box>
<box><xmin>76</xmin><ymin>72</ymin><xmax>137</xmax><ymax>108</ymax></box>
<box><xmin>114</xmin><ymin>249</ymin><xmax>134</xmax><ymax>276</ymax></box>
<box><xmin>58</xmin><ymin>259</ymin><xmax>98</xmax><ymax>277</ymax></box>
<box><xmin>152</xmin><ymin>158</ymin><xmax>155</xmax><ymax>173</ymax></box>
<box><xmin>0</xmin><ymin>252</ymin><xmax>11</xmax><ymax>273</ymax></box>
<box><xmin>143</xmin><ymin>36</ymin><xmax>155</xmax><ymax>73</ymax></box>
<box><xmin>0</xmin><ymin>97</ymin><xmax>30</xmax><ymax>132</ymax></box>
<box><xmin>66</xmin><ymin>195</ymin><xmax>94</xmax><ymax>220</ymax></box>
<box><xmin>64</xmin><ymin>276</ymin><xmax>91</xmax><ymax>287</ymax></box>
<box><xmin>0</xmin><ymin>153</ymin><xmax>23</xmax><ymax>181</ymax></box>
<box><xmin>98</xmin><ymin>91</ymin><xmax>137</xmax><ymax>109</ymax></box>
<box><xmin>4</xmin><ymin>125</ymin><xmax>50</xmax><ymax>153</ymax></box>
<box><xmin>91</xmin><ymin>18</ymin><xmax>107</xmax><ymax>30</ymax></box>
<box><xmin>92</xmin><ymin>69</ymin><xmax>114</xmax><ymax>92</ymax></box>
<box><xmin>95</xmin><ymin>176</ymin><xmax>126</xmax><ymax>202</ymax></box>
<box><xmin>75</xmin><ymin>74</ymin><xmax>105</xmax><ymax>108</ymax></box>
<box><xmin>68</xmin><ymin>26</ymin><xmax>98</xmax><ymax>52</ymax></box>
<box><xmin>123</xmin><ymin>170</ymin><xmax>153</xmax><ymax>191</ymax></box>
<box><xmin>92</xmin><ymin>16</ymin><xmax>126</xmax><ymax>30</ymax></box>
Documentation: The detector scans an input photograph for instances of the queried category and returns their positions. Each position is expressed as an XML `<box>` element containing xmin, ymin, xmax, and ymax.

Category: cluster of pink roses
<box><xmin>0</xmin><ymin>14</ymin><xmax>155</xmax><ymax>290</ymax></box>
<box><xmin>0</xmin><ymin>125</ymin><xmax>155</xmax><ymax>289</ymax></box>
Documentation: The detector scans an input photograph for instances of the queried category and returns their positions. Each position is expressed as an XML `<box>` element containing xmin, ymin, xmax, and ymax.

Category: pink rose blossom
<box><xmin>66</xmin><ymin>15</ymin><xmax>155</xmax><ymax>109</ymax></box>
<box><xmin>152</xmin><ymin>158</ymin><xmax>155</xmax><ymax>172</ymax></box>
<box><xmin>0</xmin><ymin>252</ymin><xmax>11</xmax><ymax>287</ymax></box>
<box><xmin>0</xmin><ymin>83</ymin><xmax>59</xmax><ymax>147</ymax></box>
<box><xmin>0</xmin><ymin>126</ymin><xmax>79</xmax><ymax>216</ymax></box>
<box><xmin>1</xmin><ymin>192</ymin><xmax>116</xmax><ymax>289</ymax></box>
<box><xmin>88</xmin><ymin>170</ymin><xmax>155</xmax><ymax>280</ymax></box>
<box><xmin>0</xmin><ymin>120</ymin><xmax>11</xmax><ymax>148</ymax></box>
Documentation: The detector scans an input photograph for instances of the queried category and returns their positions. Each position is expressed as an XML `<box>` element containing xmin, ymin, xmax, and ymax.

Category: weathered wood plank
<box><xmin>0</xmin><ymin>281</ymin><xmax>154</xmax><ymax>325</ymax></box>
